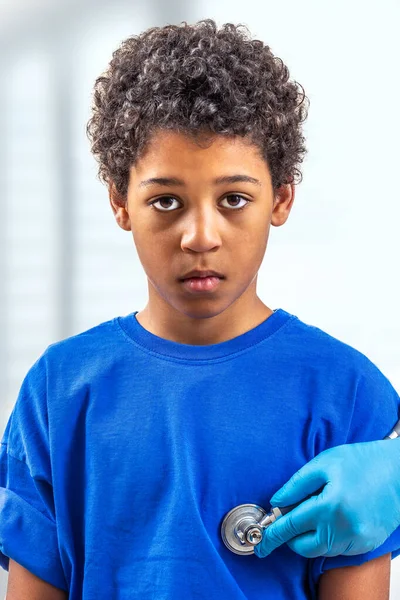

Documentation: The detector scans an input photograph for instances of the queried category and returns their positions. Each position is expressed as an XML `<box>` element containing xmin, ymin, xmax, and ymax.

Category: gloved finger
<box><xmin>270</xmin><ymin>456</ymin><xmax>330</xmax><ymax>507</ymax></box>
<box><xmin>286</xmin><ymin>532</ymin><xmax>329</xmax><ymax>558</ymax></box>
<box><xmin>256</xmin><ymin>496</ymin><xmax>323</xmax><ymax>557</ymax></box>
<box><xmin>340</xmin><ymin>539</ymin><xmax>377</xmax><ymax>556</ymax></box>
<box><xmin>287</xmin><ymin>532</ymin><xmax>369</xmax><ymax>558</ymax></box>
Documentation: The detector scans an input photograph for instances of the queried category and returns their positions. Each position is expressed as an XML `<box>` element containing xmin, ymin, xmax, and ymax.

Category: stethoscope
<box><xmin>220</xmin><ymin>417</ymin><xmax>400</xmax><ymax>555</ymax></box>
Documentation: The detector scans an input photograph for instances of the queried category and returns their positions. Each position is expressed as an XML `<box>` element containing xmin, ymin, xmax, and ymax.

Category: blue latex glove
<box><xmin>254</xmin><ymin>438</ymin><xmax>400</xmax><ymax>559</ymax></box>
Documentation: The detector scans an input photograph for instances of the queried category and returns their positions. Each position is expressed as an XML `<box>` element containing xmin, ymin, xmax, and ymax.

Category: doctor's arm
<box><xmin>255</xmin><ymin>438</ymin><xmax>400</xmax><ymax>559</ymax></box>
<box><xmin>318</xmin><ymin>553</ymin><xmax>390</xmax><ymax>600</ymax></box>
<box><xmin>6</xmin><ymin>559</ymin><xmax>68</xmax><ymax>600</ymax></box>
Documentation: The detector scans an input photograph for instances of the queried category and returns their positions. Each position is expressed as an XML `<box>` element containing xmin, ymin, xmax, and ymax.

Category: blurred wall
<box><xmin>1</xmin><ymin>0</ymin><xmax>399</xmax><ymax>596</ymax></box>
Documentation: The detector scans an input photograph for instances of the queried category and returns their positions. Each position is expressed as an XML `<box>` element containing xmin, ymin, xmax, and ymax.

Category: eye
<box><xmin>148</xmin><ymin>194</ymin><xmax>251</xmax><ymax>212</ymax></box>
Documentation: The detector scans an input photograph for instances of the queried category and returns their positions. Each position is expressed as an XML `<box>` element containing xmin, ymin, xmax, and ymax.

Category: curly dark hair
<box><xmin>86</xmin><ymin>19</ymin><xmax>309</xmax><ymax>202</ymax></box>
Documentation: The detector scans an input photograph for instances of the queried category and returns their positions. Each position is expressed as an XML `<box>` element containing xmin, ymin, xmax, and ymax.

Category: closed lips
<box><xmin>180</xmin><ymin>270</ymin><xmax>224</xmax><ymax>280</ymax></box>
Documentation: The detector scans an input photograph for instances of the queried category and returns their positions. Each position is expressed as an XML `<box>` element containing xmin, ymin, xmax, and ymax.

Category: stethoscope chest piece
<box><xmin>221</xmin><ymin>503</ymin><xmax>267</xmax><ymax>555</ymax></box>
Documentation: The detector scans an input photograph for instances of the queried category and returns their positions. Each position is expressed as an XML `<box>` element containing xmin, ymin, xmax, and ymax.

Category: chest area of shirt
<box><xmin>53</xmin><ymin>369</ymin><xmax>341</xmax><ymax>522</ymax></box>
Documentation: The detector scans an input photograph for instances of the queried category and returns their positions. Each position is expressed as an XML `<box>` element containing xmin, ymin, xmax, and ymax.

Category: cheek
<box><xmin>240</xmin><ymin>221</ymin><xmax>270</xmax><ymax>255</ymax></box>
<box><xmin>132</xmin><ymin>232</ymin><xmax>172</xmax><ymax>275</ymax></box>
<box><xmin>130</xmin><ymin>229</ymin><xmax>156</xmax><ymax>268</ymax></box>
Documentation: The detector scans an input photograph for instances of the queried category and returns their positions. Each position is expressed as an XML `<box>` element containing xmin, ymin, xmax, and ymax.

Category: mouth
<box><xmin>179</xmin><ymin>275</ymin><xmax>223</xmax><ymax>293</ymax></box>
<box><xmin>179</xmin><ymin>267</ymin><xmax>225</xmax><ymax>280</ymax></box>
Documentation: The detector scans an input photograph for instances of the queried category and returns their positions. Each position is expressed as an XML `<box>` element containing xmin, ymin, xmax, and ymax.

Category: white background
<box><xmin>0</xmin><ymin>0</ymin><xmax>399</xmax><ymax>596</ymax></box>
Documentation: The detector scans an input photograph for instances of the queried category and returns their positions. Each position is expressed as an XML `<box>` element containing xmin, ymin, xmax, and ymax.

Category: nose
<box><xmin>180</xmin><ymin>206</ymin><xmax>222</xmax><ymax>253</ymax></box>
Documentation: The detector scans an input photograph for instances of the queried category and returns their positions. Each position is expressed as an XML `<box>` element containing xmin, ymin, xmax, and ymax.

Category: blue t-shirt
<box><xmin>1</xmin><ymin>308</ymin><xmax>400</xmax><ymax>599</ymax></box>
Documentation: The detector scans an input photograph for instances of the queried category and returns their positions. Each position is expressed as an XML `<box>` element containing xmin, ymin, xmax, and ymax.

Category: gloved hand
<box><xmin>254</xmin><ymin>438</ymin><xmax>400</xmax><ymax>559</ymax></box>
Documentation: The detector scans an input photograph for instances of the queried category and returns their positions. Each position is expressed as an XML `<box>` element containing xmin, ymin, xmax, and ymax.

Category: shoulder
<box><xmin>295</xmin><ymin>314</ymin><xmax>396</xmax><ymax>388</ymax></box>
<box><xmin>40</xmin><ymin>313</ymin><xmax>132</xmax><ymax>377</ymax></box>
<box><xmin>9</xmin><ymin>314</ymin><xmax>128</xmax><ymax>424</ymax></box>
<box><xmin>284</xmin><ymin>311</ymin><xmax>399</xmax><ymax>440</ymax></box>
<box><xmin>45</xmin><ymin>315</ymin><xmax>120</xmax><ymax>359</ymax></box>
<box><xmin>283</xmin><ymin>311</ymin><xmax>378</xmax><ymax>376</ymax></box>
<box><xmin>3</xmin><ymin>315</ymin><xmax>131</xmax><ymax>453</ymax></box>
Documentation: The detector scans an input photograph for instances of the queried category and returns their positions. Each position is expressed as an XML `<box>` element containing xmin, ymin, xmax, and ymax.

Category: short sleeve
<box><xmin>0</xmin><ymin>353</ymin><xmax>67</xmax><ymax>592</ymax></box>
<box><xmin>309</xmin><ymin>355</ymin><xmax>400</xmax><ymax>591</ymax></box>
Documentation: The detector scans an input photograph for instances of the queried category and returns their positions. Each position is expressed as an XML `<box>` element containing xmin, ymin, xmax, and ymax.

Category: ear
<box><xmin>271</xmin><ymin>183</ymin><xmax>295</xmax><ymax>227</ymax></box>
<box><xmin>108</xmin><ymin>182</ymin><xmax>131</xmax><ymax>231</ymax></box>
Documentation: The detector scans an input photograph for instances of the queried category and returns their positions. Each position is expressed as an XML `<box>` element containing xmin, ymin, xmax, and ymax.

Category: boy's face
<box><xmin>109</xmin><ymin>129</ymin><xmax>294</xmax><ymax>342</ymax></box>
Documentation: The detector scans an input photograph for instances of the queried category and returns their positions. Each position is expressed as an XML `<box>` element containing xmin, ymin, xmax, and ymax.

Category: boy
<box><xmin>1</xmin><ymin>18</ymin><xmax>400</xmax><ymax>600</ymax></box>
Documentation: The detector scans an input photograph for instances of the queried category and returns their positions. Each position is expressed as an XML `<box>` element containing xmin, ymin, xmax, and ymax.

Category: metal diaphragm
<box><xmin>220</xmin><ymin>503</ymin><xmax>267</xmax><ymax>555</ymax></box>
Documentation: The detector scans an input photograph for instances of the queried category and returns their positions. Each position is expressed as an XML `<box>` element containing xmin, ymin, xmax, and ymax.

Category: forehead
<box><xmin>132</xmin><ymin>129</ymin><xmax>270</xmax><ymax>180</ymax></box>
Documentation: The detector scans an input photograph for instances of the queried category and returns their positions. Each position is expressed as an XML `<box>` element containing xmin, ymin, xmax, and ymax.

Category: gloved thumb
<box><xmin>270</xmin><ymin>458</ymin><xmax>327</xmax><ymax>507</ymax></box>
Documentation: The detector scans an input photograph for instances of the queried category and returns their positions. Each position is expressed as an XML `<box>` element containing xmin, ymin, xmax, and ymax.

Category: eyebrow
<box><xmin>138</xmin><ymin>175</ymin><xmax>262</xmax><ymax>188</ymax></box>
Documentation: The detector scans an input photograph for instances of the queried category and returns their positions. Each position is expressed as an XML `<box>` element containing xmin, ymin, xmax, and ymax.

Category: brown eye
<box><xmin>149</xmin><ymin>194</ymin><xmax>251</xmax><ymax>212</ymax></box>
<box><xmin>220</xmin><ymin>195</ymin><xmax>250</xmax><ymax>210</ymax></box>
<box><xmin>150</xmin><ymin>197</ymin><xmax>178</xmax><ymax>211</ymax></box>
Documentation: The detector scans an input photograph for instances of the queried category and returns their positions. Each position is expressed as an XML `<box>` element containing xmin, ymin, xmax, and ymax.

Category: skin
<box><xmin>318</xmin><ymin>553</ymin><xmax>390</xmax><ymax>599</ymax></box>
<box><xmin>109</xmin><ymin>128</ymin><xmax>295</xmax><ymax>345</ymax></box>
<box><xmin>6</xmin><ymin>558</ymin><xmax>67</xmax><ymax>599</ymax></box>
